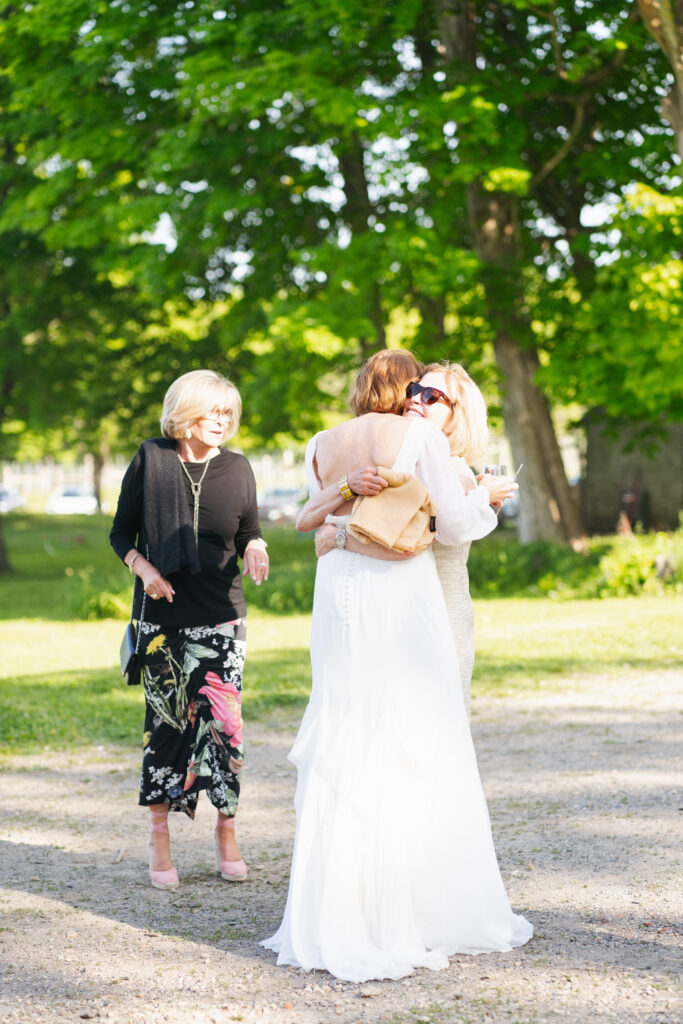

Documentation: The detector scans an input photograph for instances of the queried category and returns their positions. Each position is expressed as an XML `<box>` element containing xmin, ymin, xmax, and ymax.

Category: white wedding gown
<box><xmin>262</xmin><ymin>420</ymin><xmax>532</xmax><ymax>981</ymax></box>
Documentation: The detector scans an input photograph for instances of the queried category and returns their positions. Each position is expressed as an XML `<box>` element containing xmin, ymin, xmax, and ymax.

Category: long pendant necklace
<box><xmin>177</xmin><ymin>453</ymin><xmax>211</xmax><ymax>543</ymax></box>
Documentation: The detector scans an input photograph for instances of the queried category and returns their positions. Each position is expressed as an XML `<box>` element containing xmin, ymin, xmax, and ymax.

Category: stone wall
<box><xmin>583</xmin><ymin>415</ymin><xmax>683</xmax><ymax>533</ymax></box>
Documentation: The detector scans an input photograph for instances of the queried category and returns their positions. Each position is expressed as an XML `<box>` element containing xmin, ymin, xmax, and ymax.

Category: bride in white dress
<box><xmin>262</xmin><ymin>353</ymin><xmax>532</xmax><ymax>982</ymax></box>
<box><xmin>423</xmin><ymin>361</ymin><xmax>496</xmax><ymax>721</ymax></box>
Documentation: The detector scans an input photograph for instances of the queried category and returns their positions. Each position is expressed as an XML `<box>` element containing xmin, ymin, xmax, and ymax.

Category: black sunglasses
<box><xmin>405</xmin><ymin>381</ymin><xmax>454</xmax><ymax>409</ymax></box>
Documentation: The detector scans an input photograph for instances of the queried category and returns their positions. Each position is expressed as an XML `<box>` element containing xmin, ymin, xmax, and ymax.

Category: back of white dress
<box><xmin>262</xmin><ymin>420</ymin><xmax>531</xmax><ymax>981</ymax></box>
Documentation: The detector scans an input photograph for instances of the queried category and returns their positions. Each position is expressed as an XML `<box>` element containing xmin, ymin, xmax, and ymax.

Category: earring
<box><xmin>185</xmin><ymin>428</ymin><xmax>192</xmax><ymax>439</ymax></box>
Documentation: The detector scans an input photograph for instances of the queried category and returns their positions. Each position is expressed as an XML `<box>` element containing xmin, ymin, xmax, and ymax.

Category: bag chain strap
<box><xmin>132</xmin><ymin>543</ymin><xmax>150</xmax><ymax>656</ymax></box>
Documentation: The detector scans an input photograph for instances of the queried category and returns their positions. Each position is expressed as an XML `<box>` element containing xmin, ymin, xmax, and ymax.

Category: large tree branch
<box><xmin>528</xmin><ymin>2</ymin><xmax>567</xmax><ymax>78</ymax></box>
<box><xmin>530</xmin><ymin>96</ymin><xmax>587</xmax><ymax>189</ymax></box>
<box><xmin>529</xmin><ymin>6</ymin><xmax>639</xmax><ymax>191</ymax></box>
<box><xmin>637</xmin><ymin>0</ymin><xmax>683</xmax><ymax>75</ymax></box>
<box><xmin>636</xmin><ymin>0</ymin><xmax>683</xmax><ymax>158</ymax></box>
<box><xmin>337</xmin><ymin>131</ymin><xmax>375</xmax><ymax>234</ymax></box>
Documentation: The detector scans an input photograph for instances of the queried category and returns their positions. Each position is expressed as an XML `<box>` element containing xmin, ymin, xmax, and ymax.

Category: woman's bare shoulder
<box><xmin>361</xmin><ymin>412</ymin><xmax>409</xmax><ymax>435</ymax></box>
<box><xmin>318</xmin><ymin>412</ymin><xmax>405</xmax><ymax>443</ymax></box>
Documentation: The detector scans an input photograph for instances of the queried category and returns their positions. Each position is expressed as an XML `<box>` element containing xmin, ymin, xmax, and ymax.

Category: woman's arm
<box><xmin>416</xmin><ymin>423</ymin><xmax>502</xmax><ymax>545</ymax></box>
<box><xmin>234</xmin><ymin>458</ymin><xmax>270</xmax><ymax>586</ymax></box>
<box><xmin>314</xmin><ymin>523</ymin><xmax>414</xmax><ymax>561</ymax></box>
<box><xmin>296</xmin><ymin>465</ymin><xmax>387</xmax><ymax>532</ymax></box>
<box><xmin>109</xmin><ymin>452</ymin><xmax>143</xmax><ymax>562</ymax></box>
<box><xmin>109</xmin><ymin>451</ymin><xmax>175</xmax><ymax>603</ymax></box>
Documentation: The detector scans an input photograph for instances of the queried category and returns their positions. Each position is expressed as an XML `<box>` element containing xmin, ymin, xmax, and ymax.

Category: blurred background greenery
<box><xmin>1</xmin><ymin>1</ymin><xmax>682</xmax><ymax>564</ymax></box>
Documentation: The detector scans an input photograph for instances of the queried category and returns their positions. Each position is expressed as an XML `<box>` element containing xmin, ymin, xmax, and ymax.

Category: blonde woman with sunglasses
<box><xmin>405</xmin><ymin>363</ymin><xmax>495</xmax><ymax>721</ymax></box>
<box><xmin>262</xmin><ymin>351</ymin><xmax>531</xmax><ymax>981</ymax></box>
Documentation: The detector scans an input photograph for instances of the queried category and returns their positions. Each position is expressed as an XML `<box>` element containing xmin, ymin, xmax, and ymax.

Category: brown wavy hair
<box><xmin>349</xmin><ymin>349</ymin><xmax>424</xmax><ymax>416</ymax></box>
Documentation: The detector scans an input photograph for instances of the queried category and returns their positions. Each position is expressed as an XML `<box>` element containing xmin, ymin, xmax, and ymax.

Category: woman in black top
<box><xmin>110</xmin><ymin>369</ymin><xmax>268</xmax><ymax>891</ymax></box>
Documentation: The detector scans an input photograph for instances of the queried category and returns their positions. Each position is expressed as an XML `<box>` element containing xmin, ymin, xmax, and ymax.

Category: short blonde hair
<box><xmin>422</xmin><ymin>362</ymin><xmax>488</xmax><ymax>465</ymax></box>
<box><xmin>350</xmin><ymin>349</ymin><xmax>424</xmax><ymax>416</ymax></box>
<box><xmin>160</xmin><ymin>369</ymin><xmax>242</xmax><ymax>441</ymax></box>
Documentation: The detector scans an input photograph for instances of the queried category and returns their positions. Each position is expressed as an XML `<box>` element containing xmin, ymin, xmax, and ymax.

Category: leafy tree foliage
<box><xmin>1</xmin><ymin>1</ymin><xmax>680</xmax><ymax>552</ymax></box>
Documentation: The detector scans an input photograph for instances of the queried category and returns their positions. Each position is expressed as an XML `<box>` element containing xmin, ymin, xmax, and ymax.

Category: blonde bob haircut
<box><xmin>422</xmin><ymin>362</ymin><xmax>489</xmax><ymax>466</ymax></box>
<box><xmin>160</xmin><ymin>369</ymin><xmax>242</xmax><ymax>442</ymax></box>
<box><xmin>350</xmin><ymin>349</ymin><xmax>424</xmax><ymax>417</ymax></box>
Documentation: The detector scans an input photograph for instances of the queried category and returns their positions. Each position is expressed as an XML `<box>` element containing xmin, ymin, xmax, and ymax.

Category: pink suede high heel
<box><xmin>148</xmin><ymin>808</ymin><xmax>180</xmax><ymax>891</ymax></box>
<box><xmin>215</xmin><ymin>815</ymin><xmax>247</xmax><ymax>882</ymax></box>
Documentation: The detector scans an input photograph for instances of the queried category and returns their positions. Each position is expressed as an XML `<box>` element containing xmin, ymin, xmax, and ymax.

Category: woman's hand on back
<box><xmin>314</xmin><ymin>524</ymin><xmax>338</xmax><ymax>558</ymax></box>
<box><xmin>314</xmin><ymin>523</ymin><xmax>415</xmax><ymax>561</ymax></box>
<box><xmin>347</xmin><ymin>466</ymin><xmax>387</xmax><ymax>496</ymax></box>
<box><xmin>296</xmin><ymin>466</ymin><xmax>387</xmax><ymax>533</ymax></box>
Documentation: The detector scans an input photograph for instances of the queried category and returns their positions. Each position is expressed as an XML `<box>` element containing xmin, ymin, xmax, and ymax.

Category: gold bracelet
<box><xmin>338</xmin><ymin>475</ymin><xmax>354</xmax><ymax>502</ymax></box>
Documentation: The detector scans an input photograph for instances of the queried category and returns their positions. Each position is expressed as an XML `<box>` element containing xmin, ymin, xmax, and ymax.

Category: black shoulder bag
<box><xmin>119</xmin><ymin>550</ymin><xmax>148</xmax><ymax>686</ymax></box>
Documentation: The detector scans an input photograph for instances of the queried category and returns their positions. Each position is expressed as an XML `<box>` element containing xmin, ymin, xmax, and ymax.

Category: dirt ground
<box><xmin>1</xmin><ymin>668</ymin><xmax>681</xmax><ymax>1024</ymax></box>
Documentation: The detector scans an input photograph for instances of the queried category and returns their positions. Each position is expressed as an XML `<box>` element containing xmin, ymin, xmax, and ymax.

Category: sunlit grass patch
<box><xmin>0</xmin><ymin>610</ymin><xmax>312</xmax><ymax>755</ymax></box>
<box><xmin>472</xmin><ymin>596</ymin><xmax>683</xmax><ymax>695</ymax></box>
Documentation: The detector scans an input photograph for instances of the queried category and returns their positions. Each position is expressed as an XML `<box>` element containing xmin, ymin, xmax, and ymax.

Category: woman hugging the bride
<box><xmin>262</xmin><ymin>349</ymin><xmax>532</xmax><ymax>983</ymax></box>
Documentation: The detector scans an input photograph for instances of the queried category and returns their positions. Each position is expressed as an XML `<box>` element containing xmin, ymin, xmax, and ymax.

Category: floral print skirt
<box><xmin>138</xmin><ymin>618</ymin><xmax>246</xmax><ymax>818</ymax></box>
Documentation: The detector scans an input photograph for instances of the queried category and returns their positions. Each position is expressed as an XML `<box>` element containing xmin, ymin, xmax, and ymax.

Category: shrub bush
<box><xmin>82</xmin><ymin>526</ymin><xmax>683</xmax><ymax>615</ymax></box>
<box><xmin>596</xmin><ymin>531</ymin><xmax>683</xmax><ymax>597</ymax></box>
<box><xmin>468</xmin><ymin>528</ymin><xmax>682</xmax><ymax>599</ymax></box>
<box><xmin>3</xmin><ymin>514</ymin><xmax>680</xmax><ymax>620</ymax></box>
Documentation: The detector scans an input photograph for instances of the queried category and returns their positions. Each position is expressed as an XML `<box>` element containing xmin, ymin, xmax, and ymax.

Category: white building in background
<box><xmin>1</xmin><ymin>448</ymin><xmax>309</xmax><ymax>514</ymax></box>
<box><xmin>1</xmin><ymin>434</ymin><xmax>583</xmax><ymax>517</ymax></box>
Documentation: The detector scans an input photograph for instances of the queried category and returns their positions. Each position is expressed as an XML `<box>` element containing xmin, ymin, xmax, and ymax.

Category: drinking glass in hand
<box><xmin>484</xmin><ymin>464</ymin><xmax>508</xmax><ymax>476</ymax></box>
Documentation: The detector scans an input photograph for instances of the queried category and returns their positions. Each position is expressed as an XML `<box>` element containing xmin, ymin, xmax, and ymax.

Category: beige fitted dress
<box><xmin>432</xmin><ymin>457</ymin><xmax>478</xmax><ymax>720</ymax></box>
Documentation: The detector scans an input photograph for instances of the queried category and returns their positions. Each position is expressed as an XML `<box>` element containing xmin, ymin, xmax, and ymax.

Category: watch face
<box><xmin>335</xmin><ymin>530</ymin><xmax>346</xmax><ymax>548</ymax></box>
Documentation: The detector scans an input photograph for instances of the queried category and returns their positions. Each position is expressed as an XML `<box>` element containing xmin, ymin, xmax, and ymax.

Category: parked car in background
<box><xmin>0</xmin><ymin>488</ymin><xmax>24</xmax><ymax>514</ymax></box>
<box><xmin>258</xmin><ymin>487</ymin><xmax>306</xmax><ymax>524</ymax></box>
<box><xmin>46</xmin><ymin>486</ymin><xmax>98</xmax><ymax>515</ymax></box>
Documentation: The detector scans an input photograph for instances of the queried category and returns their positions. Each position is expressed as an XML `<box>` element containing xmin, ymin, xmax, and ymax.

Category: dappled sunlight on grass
<box><xmin>243</xmin><ymin>648</ymin><xmax>312</xmax><ymax>715</ymax></box>
<box><xmin>1</xmin><ymin>668</ymin><xmax>144</xmax><ymax>751</ymax></box>
<box><xmin>473</xmin><ymin>596</ymin><xmax>682</xmax><ymax>694</ymax></box>
<box><xmin>0</xmin><ymin>611</ymin><xmax>313</xmax><ymax>754</ymax></box>
<box><xmin>0</xmin><ymin>620</ymin><xmax>125</xmax><ymax>677</ymax></box>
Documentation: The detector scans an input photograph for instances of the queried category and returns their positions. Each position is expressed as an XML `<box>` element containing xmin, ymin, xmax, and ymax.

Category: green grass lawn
<box><xmin>472</xmin><ymin>595</ymin><xmax>682</xmax><ymax>693</ymax></box>
<box><xmin>2</xmin><ymin>597</ymin><xmax>680</xmax><ymax>755</ymax></box>
<box><xmin>0</xmin><ymin>513</ymin><xmax>680</xmax><ymax>754</ymax></box>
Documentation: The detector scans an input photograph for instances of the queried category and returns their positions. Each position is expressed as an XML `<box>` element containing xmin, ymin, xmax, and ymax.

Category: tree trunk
<box><xmin>91</xmin><ymin>434</ymin><xmax>111</xmax><ymax>513</ymax></box>
<box><xmin>0</xmin><ymin>340</ymin><xmax>15</xmax><ymax>573</ymax></box>
<box><xmin>437</xmin><ymin>2</ymin><xmax>586</xmax><ymax>546</ymax></box>
<box><xmin>637</xmin><ymin>1</ymin><xmax>683</xmax><ymax>161</ymax></box>
<box><xmin>493</xmin><ymin>334</ymin><xmax>583</xmax><ymax>544</ymax></box>
<box><xmin>338</xmin><ymin>133</ymin><xmax>386</xmax><ymax>352</ymax></box>
<box><xmin>0</xmin><ymin>521</ymin><xmax>12</xmax><ymax>576</ymax></box>
<box><xmin>93</xmin><ymin>449</ymin><xmax>104</xmax><ymax>513</ymax></box>
<box><xmin>466</xmin><ymin>185</ymin><xmax>587</xmax><ymax>547</ymax></box>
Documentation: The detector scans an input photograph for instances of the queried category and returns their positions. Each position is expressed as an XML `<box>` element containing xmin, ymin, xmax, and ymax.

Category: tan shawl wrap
<box><xmin>347</xmin><ymin>467</ymin><xmax>437</xmax><ymax>554</ymax></box>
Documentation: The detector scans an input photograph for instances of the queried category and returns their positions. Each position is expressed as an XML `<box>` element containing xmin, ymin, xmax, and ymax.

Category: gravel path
<box><xmin>1</xmin><ymin>668</ymin><xmax>681</xmax><ymax>1024</ymax></box>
